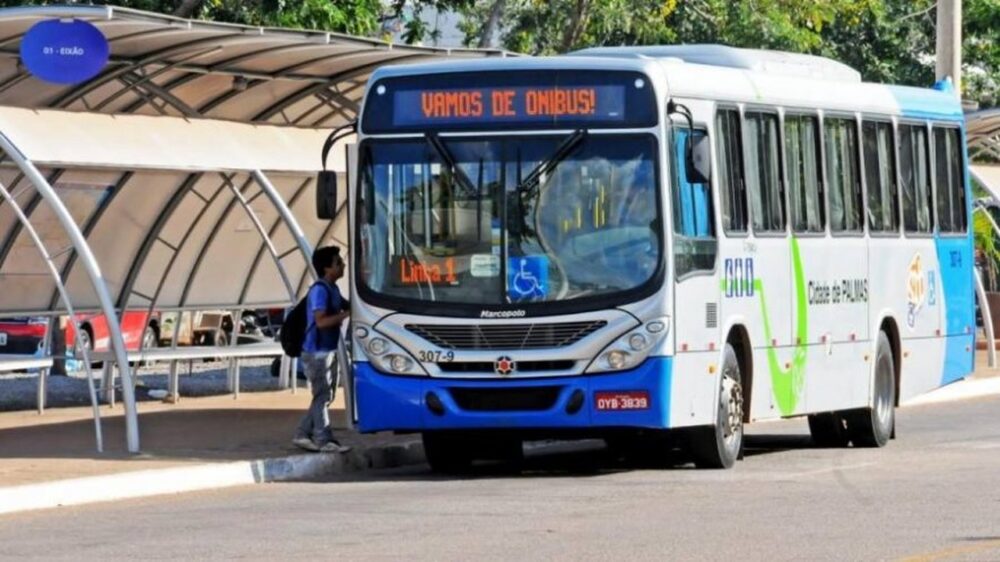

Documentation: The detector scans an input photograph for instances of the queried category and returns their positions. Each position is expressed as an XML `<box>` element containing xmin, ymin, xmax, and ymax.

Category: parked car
<box><xmin>65</xmin><ymin>311</ymin><xmax>160</xmax><ymax>357</ymax></box>
<box><xmin>0</xmin><ymin>316</ymin><xmax>47</xmax><ymax>356</ymax></box>
<box><xmin>159</xmin><ymin>310</ymin><xmax>268</xmax><ymax>348</ymax></box>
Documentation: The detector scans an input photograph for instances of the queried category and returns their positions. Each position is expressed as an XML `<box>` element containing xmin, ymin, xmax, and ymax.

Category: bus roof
<box><xmin>367</xmin><ymin>45</ymin><xmax>964</xmax><ymax>123</ymax></box>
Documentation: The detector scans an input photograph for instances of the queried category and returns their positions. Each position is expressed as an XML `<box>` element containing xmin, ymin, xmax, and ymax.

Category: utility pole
<box><xmin>935</xmin><ymin>0</ymin><xmax>962</xmax><ymax>92</ymax></box>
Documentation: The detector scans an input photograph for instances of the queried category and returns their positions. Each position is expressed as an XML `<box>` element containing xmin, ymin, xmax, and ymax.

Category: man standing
<box><xmin>292</xmin><ymin>246</ymin><xmax>352</xmax><ymax>453</ymax></box>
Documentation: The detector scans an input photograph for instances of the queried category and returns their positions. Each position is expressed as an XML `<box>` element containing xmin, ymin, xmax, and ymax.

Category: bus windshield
<box><xmin>357</xmin><ymin>133</ymin><xmax>661</xmax><ymax>309</ymax></box>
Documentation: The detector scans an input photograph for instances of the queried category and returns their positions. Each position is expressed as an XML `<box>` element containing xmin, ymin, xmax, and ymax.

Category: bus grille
<box><xmin>405</xmin><ymin>321</ymin><xmax>607</xmax><ymax>350</ymax></box>
<box><xmin>448</xmin><ymin>386</ymin><xmax>561</xmax><ymax>412</ymax></box>
<box><xmin>437</xmin><ymin>360</ymin><xmax>575</xmax><ymax>374</ymax></box>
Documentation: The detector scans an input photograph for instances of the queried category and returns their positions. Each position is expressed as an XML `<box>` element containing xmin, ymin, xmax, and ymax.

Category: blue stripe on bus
<box><xmin>887</xmin><ymin>84</ymin><xmax>964</xmax><ymax>122</ymax></box>
<box><xmin>353</xmin><ymin>357</ymin><xmax>673</xmax><ymax>433</ymax></box>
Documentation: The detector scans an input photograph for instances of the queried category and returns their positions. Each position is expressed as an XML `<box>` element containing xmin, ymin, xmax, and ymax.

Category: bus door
<box><xmin>670</xmin><ymin>127</ymin><xmax>723</xmax><ymax>425</ymax></box>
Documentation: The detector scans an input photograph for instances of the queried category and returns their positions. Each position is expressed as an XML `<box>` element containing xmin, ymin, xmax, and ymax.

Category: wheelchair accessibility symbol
<box><xmin>508</xmin><ymin>256</ymin><xmax>548</xmax><ymax>300</ymax></box>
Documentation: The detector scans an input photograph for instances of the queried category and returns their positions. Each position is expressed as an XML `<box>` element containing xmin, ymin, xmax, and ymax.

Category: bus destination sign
<box><xmin>392</xmin><ymin>86</ymin><xmax>625</xmax><ymax>127</ymax></box>
<box><xmin>361</xmin><ymin>70</ymin><xmax>656</xmax><ymax>132</ymax></box>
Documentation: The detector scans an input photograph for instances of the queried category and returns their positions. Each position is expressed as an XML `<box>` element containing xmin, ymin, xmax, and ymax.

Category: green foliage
<box><xmin>0</xmin><ymin>0</ymin><xmax>468</xmax><ymax>44</ymax></box>
<box><xmin>460</xmin><ymin>0</ymin><xmax>998</xmax><ymax>108</ymax></box>
<box><xmin>974</xmin><ymin>207</ymin><xmax>1000</xmax><ymax>291</ymax></box>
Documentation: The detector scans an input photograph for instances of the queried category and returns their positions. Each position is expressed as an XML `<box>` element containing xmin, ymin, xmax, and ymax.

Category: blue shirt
<box><xmin>302</xmin><ymin>280</ymin><xmax>343</xmax><ymax>353</ymax></box>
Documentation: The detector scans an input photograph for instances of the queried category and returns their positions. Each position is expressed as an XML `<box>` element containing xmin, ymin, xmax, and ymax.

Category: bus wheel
<box><xmin>847</xmin><ymin>332</ymin><xmax>896</xmax><ymax>448</ymax></box>
<box><xmin>422</xmin><ymin>433</ymin><xmax>474</xmax><ymax>474</ymax></box>
<box><xmin>807</xmin><ymin>413</ymin><xmax>850</xmax><ymax>447</ymax></box>
<box><xmin>689</xmin><ymin>343</ymin><xmax>743</xmax><ymax>469</ymax></box>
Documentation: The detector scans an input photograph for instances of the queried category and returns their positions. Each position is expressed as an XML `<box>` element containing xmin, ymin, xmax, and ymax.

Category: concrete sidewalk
<box><xmin>2</xmin><ymin>350</ymin><xmax>1000</xmax><ymax>516</ymax></box>
<box><xmin>0</xmin><ymin>390</ymin><xmax>423</xmax><ymax>514</ymax></box>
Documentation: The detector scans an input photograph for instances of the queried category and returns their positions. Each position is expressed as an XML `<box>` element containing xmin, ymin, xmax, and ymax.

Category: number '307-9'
<box><xmin>418</xmin><ymin>350</ymin><xmax>455</xmax><ymax>362</ymax></box>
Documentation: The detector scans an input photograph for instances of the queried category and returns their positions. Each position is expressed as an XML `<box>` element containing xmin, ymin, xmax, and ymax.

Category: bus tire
<box><xmin>422</xmin><ymin>433</ymin><xmax>473</xmax><ymax>474</ymax></box>
<box><xmin>847</xmin><ymin>331</ymin><xmax>896</xmax><ymax>448</ymax></box>
<box><xmin>807</xmin><ymin>412</ymin><xmax>850</xmax><ymax>448</ymax></box>
<box><xmin>689</xmin><ymin>343</ymin><xmax>743</xmax><ymax>469</ymax></box>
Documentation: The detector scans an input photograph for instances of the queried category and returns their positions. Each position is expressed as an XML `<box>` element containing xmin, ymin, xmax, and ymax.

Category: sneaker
<box><xmin>292</xmin><ymin>437</ymin><xmax>319</xmax><ymax>452</ymax></box>
<box><xmin>318</xmin><ymin>440</ymin><xmax>352</xmax><ymax>454</ymax></box>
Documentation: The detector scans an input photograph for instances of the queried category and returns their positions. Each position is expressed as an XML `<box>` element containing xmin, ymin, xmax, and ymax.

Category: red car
<box><xmin>65</xmin><ymin>311</ymin><xmax>160</xmax><ymax>356</ymax></box>
<box><xmin>0</xmin><ymin>316</ymin><xmax>48</xmax><ymax>355</ymax></box>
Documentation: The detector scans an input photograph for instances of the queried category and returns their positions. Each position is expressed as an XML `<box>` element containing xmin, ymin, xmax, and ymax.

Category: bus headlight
<box><xmin>628</xmin><ymin>333</ymin><xmax>648</xmax><ymax>351</ymax></box>
<box><xmin>607</xmin><ymin>350</ymin><xmax>630</xmax><ymax>370</ymax></box>
<box><xmin>353</xmin><ymin>323</ymin><xmax>427</xmax><ymax>377</ymax></box>
<box><xmin>586</xmin><ymin>316</ymin><xmax>670</xmax><ymax>374</ymax></box>
<box><xmin>388</xmin><ymin>354</ymin><xmax>414</xmax><ymax>374</ymax></box>
<box><xmin>367</xmin><ymin>337</ymin><xmax>389</xmax><ymax>356</ymax></box>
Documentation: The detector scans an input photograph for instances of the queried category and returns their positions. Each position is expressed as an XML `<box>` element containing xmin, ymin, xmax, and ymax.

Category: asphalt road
<box><xmin>2</xmin><ymin>396</ymin><xmax>999</xmax><ymax>562</ymax></box>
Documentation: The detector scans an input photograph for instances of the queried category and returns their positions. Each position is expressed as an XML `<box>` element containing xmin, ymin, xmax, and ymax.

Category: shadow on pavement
<box><xmin>0</xmin><ymin>407</ymin><xmax>375</xmax><ymax>464</ymax></box>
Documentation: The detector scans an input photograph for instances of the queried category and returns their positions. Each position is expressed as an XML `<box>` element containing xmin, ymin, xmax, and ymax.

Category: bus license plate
<box><xmin>595</xmin><ymin>391</ymin><xmax>649</xmax><ymax>411</ymax></box>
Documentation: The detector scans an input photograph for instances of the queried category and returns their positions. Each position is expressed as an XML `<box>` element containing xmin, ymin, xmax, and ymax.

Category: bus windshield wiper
<box><xmin>514</xmin><ymin>129</ymin><xmax>588</xmax><ymax>197</ymax></box>
<box><xmin>425</xmin><ymin>132</ymin><xmax>480</xmax><ymax>199</ymax></box>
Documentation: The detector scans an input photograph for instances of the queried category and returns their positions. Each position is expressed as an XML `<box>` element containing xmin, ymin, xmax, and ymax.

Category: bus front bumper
<box><xmin>353</xmin><ymin>357</ymin><xmax>672</xmax><ymax>433</ymax></box>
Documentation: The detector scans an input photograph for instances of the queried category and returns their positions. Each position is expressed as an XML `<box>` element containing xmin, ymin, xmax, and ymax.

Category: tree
<box><xmin>0</xmin><ymin>0</ymin><xmax>469</xmax><ymax>44</ymax></box>
<box><xmin>459</xmin><ymin>0</ymin><xmax>998</xmax><ymax>107</ymax></box>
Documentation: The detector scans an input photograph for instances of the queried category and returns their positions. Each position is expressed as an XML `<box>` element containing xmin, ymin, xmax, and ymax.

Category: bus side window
<box><xmin>785</xmin><ymin>114</ymin><xmax>824</xmax><ymax>233</ymax></box>
<box><xmin>862</xmin><ymin>120</ymin><xmax>898</xmax><ymax>233</ymax></box>
<box><xmin>899</xmin><ymin>124</ymin><xmax>933</xmax><ymax>234</ymax></box>
<box><xmin>672</xmin><ymin>127</ymin><xmax>717</xmax><ymax>277</ymax></box>
<box><xmin>744</xmin><ymin>111</ymin><xmax>785</xmax><ymax>233</ymax></box>
<box><xmin>933</xmin><ymin>126</ymin><xmax>966</xmax><ymax>233</ymax></box>
<box><xmin>715</xmin><ymin>109</ymin><xmax>747</xmax><ymax>234</ymax></box>
<box><xmin>824</xmin><ymin>117</ymin><xmax>863</xmax><ymax>233</ymax></box>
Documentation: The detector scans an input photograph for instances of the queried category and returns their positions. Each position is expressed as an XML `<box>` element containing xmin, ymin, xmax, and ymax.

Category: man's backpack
<box><xmin>280</xmin><ymin>283</ymin><xmax>331</xmax><ymax>358</ymax></box>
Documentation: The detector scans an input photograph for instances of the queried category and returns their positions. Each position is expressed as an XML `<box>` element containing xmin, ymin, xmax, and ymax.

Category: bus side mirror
<box><xmin>316</xmin><ymin>171</ymin><xmax>338</xmax><ymax>219</ymax></box>
<box><xmin>686</xmin><ymin>135</ymin><xmax>711</xmax><ymax>184</ymax></box>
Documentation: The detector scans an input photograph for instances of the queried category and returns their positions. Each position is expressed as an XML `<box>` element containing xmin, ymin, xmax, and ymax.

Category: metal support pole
<box><xmin>975</xmin><ymin>268</ymin><xmax>996</xmax><ymax>368</ymax></box>
<box><xmin>37</xmin><ymin>316</ymin><xmax>52</xmax><ymax>414</ymax></box>
<box><xmin>0</xmin><ymin>180</ymin><xmax>104</xmax><ymax>452</ymax></box>
<box><xmin>935</xmin><ymin>0</ymin><xmax>962</xmax><ymax>92</ymax></box>
<box><xmin>0</xmin><ymin>133</ymin><xmax>138</xmax><ymax>452</ymax></box>
<box><xmin>167</xmin><ymin>312</ymin><xmax>182</xmax><ymax>402</ymax></box>
<box><xmin>227</xmin><ymin>309</ymin><xmax>242</xmax><ymax>398</ymax></box>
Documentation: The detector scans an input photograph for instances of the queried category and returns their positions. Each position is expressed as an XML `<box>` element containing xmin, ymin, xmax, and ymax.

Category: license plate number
<box><xmin>595</xmin><ymin>391</ymin><xmax>649</xmax><ymax>411</ymax></box>
<box><xmin>0</xmin><ymin>332</ymin><xmax>6</xmax><ymax>346</ymax></box>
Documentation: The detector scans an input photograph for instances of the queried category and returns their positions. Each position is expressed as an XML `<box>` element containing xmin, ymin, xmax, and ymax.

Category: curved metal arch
<box><xmin>93</xmin><ymin>46</ymin><xmax>224</xmax><ymax>112</ymax></box>
<box><xmin>295</xmin><ymin>193</ymin><xmax>348</xmax><ymax>297</ymax></box>
<box><xmin>118</xmin><ymin>71</ymin><xmax>201</xmax><ymax>117</ymax></box>
<box><xmin>116</xmin><ymin>173</ymin><xmax>202</xmax><ymax>310</ymax></box>
<box><xmin>46</xmin><ymin>171</ymin><xmax>134</xmax><ymax>310</ymax></box>
<box><xmin>0</xmin><ymin>179</ymin><xmax>104</xmax><ymax>452</ymax></box>
<box><xmin>252</xmin><ymin>170</ymin><xmax>317</xmax><ymax>284</ymax></box>
<box><xmin>0</xmin><ymin>169</ymin><xmax>66</xmax><ymax>271</ymax></box>
<box><xmin>176</xmin><ymin>174</ymin><xmax>256</xmax><ymax>308</ymax></box>
<box><xmin>194</xmin><ymin>46</ymin><xmax>374</xmax><ymax>117</ymax></box>
<box><xmin>239</xmin><ymin>177</ymin><xmax>312</xmax><ymax>303</ymax></box>
<box><xmin>224</xmin><ymin>178</ymin><xmax>297</xmax><ymax>301</ymax></box>
<box><xmin>116</xmin><ymin>44</ymin><xmax>339</xmax><ymax>115</ymax></box>
<box><xmin>302</xmin><ymin>83</ymin><xmax>369</xmax><ymax>127</ymax></box>
<box><xmin>251</xmin><ymin>53</ymin><xmax>431</xmax><ymax>123</ymax></box>
<box><xmin>49</xmin><ymin>33</ymin><xmax>250</xmax><ymax>109</ymax></box>
<box><xmin>140</xmin><ymin>180</ymin><xmax>231</xmax><ymax>316</ymax></box>
<box><xmin>0</xmin><ymin>133</ymin><xmax>138</xmax><ymax>453</ymax></box>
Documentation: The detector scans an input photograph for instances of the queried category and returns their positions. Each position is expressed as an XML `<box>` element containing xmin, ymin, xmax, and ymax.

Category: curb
<box><xmin>3</xmin><ymin>375</ymin><xmax>999</xmax><ymax>516</ymax></box>
<box><xmin>0</xmin><ymin>439</ymin><xmax>424</xmax><ymax>516</ymax></box>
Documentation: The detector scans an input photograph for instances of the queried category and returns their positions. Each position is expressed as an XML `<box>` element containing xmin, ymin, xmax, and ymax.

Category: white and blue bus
<box><xmin>323</xmin><ymin>45</ymin><xmax>974</xmax><ymax>470</ymax></box>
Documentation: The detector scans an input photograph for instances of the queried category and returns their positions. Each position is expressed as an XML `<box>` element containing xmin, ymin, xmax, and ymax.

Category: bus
<box><xmin>324</xmin><ymin>45</ymin><xmax>974</xmax><ymax>471</ymax></box>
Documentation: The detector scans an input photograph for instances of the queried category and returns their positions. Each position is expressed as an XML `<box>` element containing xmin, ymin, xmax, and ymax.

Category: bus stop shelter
<box><xmin>968</xmin><ymin>108</ymin><xmax>1000</xmax><ymax>197</ymax></box>
<box><xmin>0</xmin><ymin>5</ymin><xmax>502</xmax><ymax>453</ymax></box>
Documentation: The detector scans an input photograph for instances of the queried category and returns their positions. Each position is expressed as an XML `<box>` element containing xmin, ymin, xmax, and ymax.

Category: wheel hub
<box><xmin>720</xmin><ymin>373</ymin><xmax>743</xmax><ymax>445</ymax></box>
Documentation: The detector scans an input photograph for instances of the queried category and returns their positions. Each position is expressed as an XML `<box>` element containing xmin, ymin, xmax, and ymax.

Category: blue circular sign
<box><xmin>20</xmin><ymin>19</ymin><xmax>109</xmax><ymax>85</ymax></box>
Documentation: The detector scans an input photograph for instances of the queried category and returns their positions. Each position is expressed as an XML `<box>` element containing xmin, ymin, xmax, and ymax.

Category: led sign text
<box><xmin>391</xmin><ymin>85</ymin><xmax>625</xmax><ymax>127</ymax></box>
